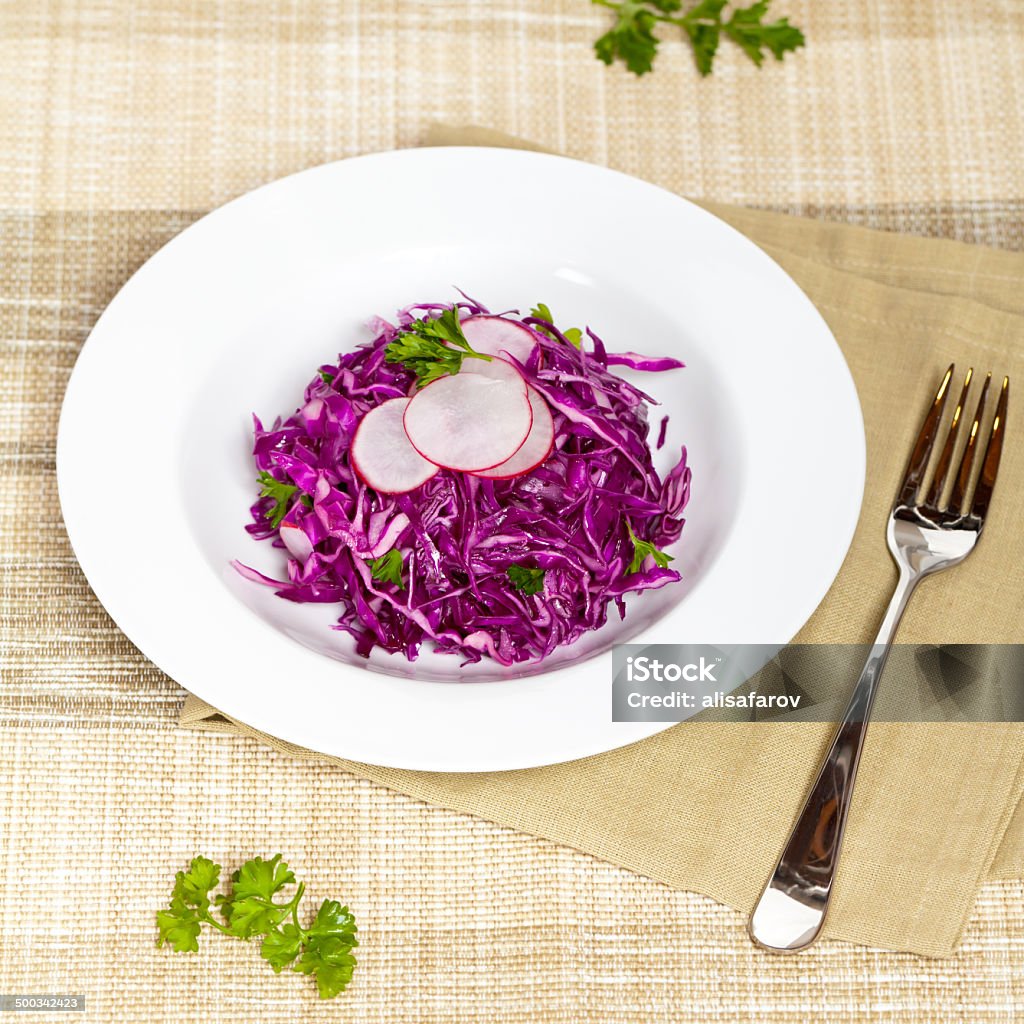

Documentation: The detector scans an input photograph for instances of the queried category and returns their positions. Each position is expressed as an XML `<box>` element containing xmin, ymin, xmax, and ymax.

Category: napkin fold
<box><xmin>181</xmin><ymin>125</ymin><xmax>1024</xmax><ymax>957</ymax></box>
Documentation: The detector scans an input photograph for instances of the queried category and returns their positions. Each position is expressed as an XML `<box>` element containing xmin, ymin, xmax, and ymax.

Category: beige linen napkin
<box><xmin>181</xmin><ymin>125</ymin><xmax>1024</xmax><ymax>958</ymax></box>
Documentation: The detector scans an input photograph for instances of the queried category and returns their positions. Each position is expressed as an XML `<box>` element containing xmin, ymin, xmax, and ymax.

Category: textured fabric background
<box><xmin>2</xmin><ymin>1</ymin><xmax>1024</xmax><ymax>1021</ymax></box>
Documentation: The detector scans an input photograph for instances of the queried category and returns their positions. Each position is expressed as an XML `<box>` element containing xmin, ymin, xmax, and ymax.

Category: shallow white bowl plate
<box><xmin>58</xmin><ymin>148</ymin><xmax>864</xmax><ymax>771</ymax></box>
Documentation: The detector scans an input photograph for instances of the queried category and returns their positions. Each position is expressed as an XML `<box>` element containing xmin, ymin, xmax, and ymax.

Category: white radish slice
<box><xmin>403</xmin><ymin>369</ymin><xmax>533</xmax><ymax>471</ymax></box>
<box><xmin>457</xmin><ymin>354</ymin><xmax>525</xmax><ymax>383</ymax></box>
<box><xmin>460</xmin><ymin>315</ymin><xmax>538</xmax><ymax>369</ymax></box>
<box><xmin>280</xmin><ymin>522</ymin><xmax>314</xmax><ymax>562</ymax></box>
<box><xmin>350</xmin><ymin>398</ymin><xmax>440</xmax><ymax>494</ymax></box>
<box><xmin>471</xmin><ymin>386</ymin><xmax>555</xmax><ymax>479</ymax></box>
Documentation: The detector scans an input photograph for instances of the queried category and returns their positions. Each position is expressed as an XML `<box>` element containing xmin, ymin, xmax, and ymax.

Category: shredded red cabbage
<box><xmin>236</xmin><ymin>297</ymin><xmax>691</xmax><ymax>666</ymax></box>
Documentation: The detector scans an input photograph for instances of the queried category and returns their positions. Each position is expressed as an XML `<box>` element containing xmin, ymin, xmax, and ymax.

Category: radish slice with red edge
<box><xmin>471</xmin><ymin>385</ymin><xmax>555</xmax><ymax>479</ymax></box>
<box><xmin>457</xmin><ymin>354</ymin><xmax>528</xmax><ymax>383</ymax></box>
<box><xmin>460</xmin><ymin>315</ymin><xmax>538</xmax><ymax>369</ymax></box>
<box><xmin>403</xmin><ymin>363</ymin><xmax>532</xmax><ymax>472</ymax></box>
<box><xmin>279</xmin><ymin>521</ymin><xmax>314</xmax><ymax>562</ymax></box>
<box><xmin>350</xmin><ymin>397</ymin><xmax>440</xmax><ymax>494</ymax></box>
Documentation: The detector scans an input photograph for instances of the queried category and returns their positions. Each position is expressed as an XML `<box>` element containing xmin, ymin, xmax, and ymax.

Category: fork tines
<box><xmin>896</xmin><ymin>363</ymin><xmax>1009</xmax><ymax>519</ymax></box>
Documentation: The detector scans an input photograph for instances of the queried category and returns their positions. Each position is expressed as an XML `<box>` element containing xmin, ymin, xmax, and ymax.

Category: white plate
<box><xmin>57</xmin><ymin>147</ymin><xmax>864</xmax><ymax>772</ymax></box>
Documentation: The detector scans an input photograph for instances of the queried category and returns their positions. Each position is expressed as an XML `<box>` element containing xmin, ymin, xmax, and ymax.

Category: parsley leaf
<box><xmin>307</xmin><ymin>899</ymin><xmax>359</xmax><ymax>943</ymax></box>
<box><xmin>724</xmin><ymin>1</ymin><xmax>804</xmax><ymax>65</ymax></box>
<box><xmin>385</xmin><ymin>306</ymin><xmax>492</xmax><ymax>388</ymax></box>
<box><xmin>156</xmin><ymin>857</ymin><xmax>228</xmax><ymax>953</ymax></box>
<box><xmin>318</xmin><ymin>369</ymin><xmax>334</xmax><ymax>384</ymax></box>
<box><xmin>174</xmin><ymin>856</ymin><xmax>221</xmax><ymax>909</ymax></box>
<box><xmin>366</xmin><ymin>549</ymin><xmax>405</xmax><ymax>589</ymax></box>
<box><xmin>294</xmin><ymin>900</ymin><xmax>359</xmax><ymax>997</ymax></box>
<box><xmin>681</xmin><ymin>0</ymin><xmax>727</xmax><ymax>73</ymax></box>
<box><xmin>257</xmin><ymin>471</ymin><xmax>299</xmax><ymax>529</ymax></box>
<box><xmin>594</xmin><ymin>0</ymin><xmax>661</xmax><ymax>75</ymax></box>
<box><xmin>592</xmin><ymin>0</ymin><xmax>803</xmax><ymax>77</ymax></box>
<box><xmin>231</xmin><ymin>854</ymin><xmax>296</xmax><ymax>902</ymax></box>
<box><xmin>156</xmin><ymin>897</ymin><xmax>206</xmax><ymax>954</ymax></box>
<box><xmin>626</xmin><ymin>521</ymin><xmax>674</xmax><ymax>574</ymax></box>
<box><xmin>295</xmin><ymin>934</ymin><xmax>358</xmax><ymax>1000</ymax></box>
<box><xmin>261</xmin><ymin>924</ymin><xmax>304</xmax><ymax>972</ymax></box>
<box><xmin>157</xmin><ymin>855</ymin><xmax>358</xmax><ymax>1000</ymax></box>
<box><xmin>224</xmin><ymin>895</ymin><xmax>292</xmax><ymax>939</ymax></box>
<box><xmin>507</xmin><ymin>564</ymin><xmax>546</xmax><ymax>595</ymax></box>
<box><xmin>529</xmin><ymin>303</ymin><xmax>583</xmax><ymax>348</ymax></box>
<box><xmin>684</xmin><ymin>21</ymin><xmax>719</xmax><ymax>74</ymax></box>
<box><xmin>216</xmin><ymin>854</ymin><xmax>297</xmax><ymax>938</ymax></box>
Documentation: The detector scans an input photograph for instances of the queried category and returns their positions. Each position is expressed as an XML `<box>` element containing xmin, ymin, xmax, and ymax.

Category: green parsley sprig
<box><xmin>257</xmin><ymin>471</ymin><xmax>310</xmax><ymax>528</ymax></box>
<box><xmin>529</xmin><ymin>303</ymin><xmax>583</xmax><ymax>348</ymax></box>
<box><xmin>366</xmin><ymin>549</ymin><xmax>405</xmax><ymax>589</ymax></box>
<box><xmin>507</xmin><ymin>564</ymin><xmax>547</xmax><ymax>595</ymax></box>
<box><xmin>593</xmin><ymin>0</ymin><xmax>804</xmax><ymax>77</ymax></box>
<box><xmin>626</xmin><ymin>520</ymin><xmax>674</xmax><ymax>573</ymax></box>
<box><xmin>156</xmin><ymin>855</ymin><xmax>358</xmax><ymax>1000</ymax></box>
<box><xmin>385</xmin><ymin>307</ymin><xmax>492</xmax><ymax>388</ymax></box>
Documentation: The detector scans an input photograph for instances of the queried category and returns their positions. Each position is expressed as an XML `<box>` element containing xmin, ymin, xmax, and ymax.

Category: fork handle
<box><xmin>747</xmin><ymin>568</ymin><xmax>919</xmax><ymax>952</ymax></box>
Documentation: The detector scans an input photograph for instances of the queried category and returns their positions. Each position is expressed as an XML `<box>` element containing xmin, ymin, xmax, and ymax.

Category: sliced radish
<box><xmin>350</xmin><ymin>398</ymin><xmax>440</xmax><ymax>494</ymax></box>
<box><xmin>460</xmin><ymin>316</ymin><xmax>538</xmax><ymax>369</ymax></box>
<box><xmin>403</xmin><ymin>368</ymin><xmax>532</xmax><ymax>472</ymax></box>
<box><xmin>280</xmin><ymin>522</ymin><xmax>314</xmax><ymax>562</ymax></box>
<box><xmin>457</xmin><ymin>354</ymin><xmax>526</xmax><ymax>383</ymax></box>
<box><xmin>471</xmin><ymin>386</ymin><xmax>554</xmax><ymax>479</ymax></box>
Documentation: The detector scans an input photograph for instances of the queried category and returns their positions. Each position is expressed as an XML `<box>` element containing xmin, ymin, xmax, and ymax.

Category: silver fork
<box><xmin>748</xmin><ymin>364</ymin><xmax>1009</xmax><ymax>953</ymax></box>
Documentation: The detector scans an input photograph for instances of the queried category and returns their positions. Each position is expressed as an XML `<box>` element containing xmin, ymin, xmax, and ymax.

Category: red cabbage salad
<box><xmin>234</xmin><ymin>295</ymin><xmax>691</xmax><ymax>666</ymax></box>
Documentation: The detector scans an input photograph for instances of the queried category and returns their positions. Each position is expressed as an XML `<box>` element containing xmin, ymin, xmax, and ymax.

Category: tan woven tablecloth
<box><xmin>3</xmin><ymin>2</ymin><xmax>1024</xmax><ymax>1021</ymax></box>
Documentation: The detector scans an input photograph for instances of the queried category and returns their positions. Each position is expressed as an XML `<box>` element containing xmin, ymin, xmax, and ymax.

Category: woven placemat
<box><xmin>2</xmin><ymin>2</ymin><xmax>1024</xmax><ymax>1020</ymax></box>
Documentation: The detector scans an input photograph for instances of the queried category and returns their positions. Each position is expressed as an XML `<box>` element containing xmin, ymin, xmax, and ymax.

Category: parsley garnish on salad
<box><xmin>366</xmin><ymin>549</ymin><xmax>405</xmax><ymax>589</ymax></box>
<box><xmin>507</xmin><ymin>564</ymin><xmax>547</xmax><ymax>595</ymax></box>
<box><xmin>156</xmin><ymin>855</ymin><xmax>358</xmax><ymax>1000</ymax></box>
<box><xmin>626</xmin><ymin>520</ymin><xmax>674</xmax><ymax>574</ymax></box>
<box><xmin>385</xmin><ymin>306</ymin><xmax>493</xmax><ymax>387</ymax></box>
<box><xmin>257</xmin><ymin>471</ymin><xmax>300</xmax><ymax>529</ymax></box>
<box><xmin>529</xmin><ymin>302</ymin><xmax>583</xmax><ymax>348</ymax></box>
